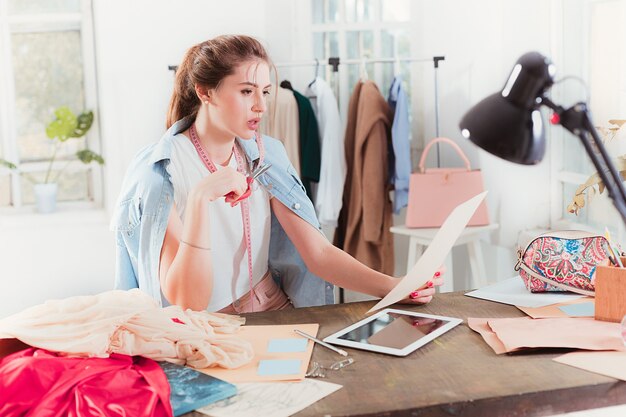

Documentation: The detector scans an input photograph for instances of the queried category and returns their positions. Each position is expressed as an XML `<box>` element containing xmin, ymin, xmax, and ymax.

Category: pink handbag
<box><xmin>406</xmin><ymin>137</ymin><xmax>490</xmax><ymax>228</ymax></box>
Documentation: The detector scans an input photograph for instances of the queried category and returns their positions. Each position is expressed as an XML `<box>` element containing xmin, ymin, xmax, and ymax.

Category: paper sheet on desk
<box><xmin>553</xmin><ymin>351</ymin><xmax>626</xmax><ymax>382</ymax></box>
<box><xmin>517</xmin><ymin>298</ymin><xmax>594</xmax><ymax>318</ymax></box>
<box><xmin>465</xmin><ymin>276</ymin><xmax>586</xmax><ymax>308</ymax></box>
<box><xmin>469</xmin><ymin>317</ymin><xmax>626</xmax><ymax>354</ymax></box>
<box><xmin>368</xmin><ymin>191</ymin><xmax>488</xmax><ymax>314</ymax></box>
<box><xmin>198</xmin><ymin>379</ymin><xmax>342</xmax><ymax>417</ymax></box>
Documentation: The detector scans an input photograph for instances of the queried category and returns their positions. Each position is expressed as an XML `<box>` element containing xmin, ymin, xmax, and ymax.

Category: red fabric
<box><xmin>0</xmin><ymin>348</ymin><xmax>173</xmax><ymax>417</ymax></box>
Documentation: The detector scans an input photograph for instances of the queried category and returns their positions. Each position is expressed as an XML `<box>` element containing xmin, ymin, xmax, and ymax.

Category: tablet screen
<box><xmin>337</xmin><ymin>312</ymin><xmax>448</xmax><ymax>349</ymax></box>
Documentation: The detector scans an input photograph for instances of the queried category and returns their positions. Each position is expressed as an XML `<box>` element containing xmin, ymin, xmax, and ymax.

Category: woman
<box><xmin>112</xmin><ymin>35</ymin><xmax>444</xmax><ymax>312</ymax></box>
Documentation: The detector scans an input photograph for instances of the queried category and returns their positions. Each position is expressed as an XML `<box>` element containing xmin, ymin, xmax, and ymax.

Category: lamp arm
<box><xmin>578</xmin><ymin>125</ymin><xmax>626</xmax><ymax>225</ymax></box>
<box><xmin>541</xmin><ymin>97</ymin><xmax>626</xmax><ymax>224</ymax></box>
<box><xmin>582</xmin><ymin>114</ymin><xmax>626</xmax><ymax>202</ymax></box>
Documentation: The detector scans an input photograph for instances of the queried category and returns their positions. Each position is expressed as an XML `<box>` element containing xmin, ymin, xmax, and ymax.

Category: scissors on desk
<box><xmin>225</xmin><ymin>162</ymin><xmax>271</xmax><ymax>206</ymax></box>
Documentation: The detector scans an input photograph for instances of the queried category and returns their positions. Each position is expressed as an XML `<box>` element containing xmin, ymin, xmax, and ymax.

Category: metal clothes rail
<box><xmin>273</xmin><ymin>56</ymin><xmax>445</xmax><ymax>143</ymax></box>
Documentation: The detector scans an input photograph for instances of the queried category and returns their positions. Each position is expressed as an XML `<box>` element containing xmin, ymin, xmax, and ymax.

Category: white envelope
<box><xmin>465</xmin><ymin>276</ymin><xmax>585</xmax><ymax>308</ymax></box>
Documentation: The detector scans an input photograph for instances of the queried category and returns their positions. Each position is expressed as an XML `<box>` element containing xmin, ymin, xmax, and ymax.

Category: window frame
<box><xmin>0</xmin><ymin>0</ymin><xmax>102</xmax><ymax>213</ymax></box>
<box><xmin>310</xmin><ymin>0</ymin><xmax>413</xmax><ymax>121</ymax></box>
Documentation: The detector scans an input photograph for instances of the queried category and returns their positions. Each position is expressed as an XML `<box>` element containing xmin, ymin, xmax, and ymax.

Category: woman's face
<box><xmin>208</xmin><ymin>60</ymin><xmax>271</xmax><ymax>140</ymax></box>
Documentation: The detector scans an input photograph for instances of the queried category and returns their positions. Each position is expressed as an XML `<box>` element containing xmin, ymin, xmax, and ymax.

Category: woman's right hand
<box><xmin>189</xmin><ymin>167</ymin><xmax>249</xmax><ymax>204</ymax></box>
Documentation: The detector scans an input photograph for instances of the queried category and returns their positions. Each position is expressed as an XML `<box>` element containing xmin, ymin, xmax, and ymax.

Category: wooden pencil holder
<box><xmin>594</xmin><ymin>256</ymin><xmax>626</xmax><ymax>322</ymax></box>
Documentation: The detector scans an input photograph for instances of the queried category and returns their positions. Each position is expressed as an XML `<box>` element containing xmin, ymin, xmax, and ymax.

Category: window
<box><xmin>311</xmin><ymin>0</ymin><xmax>413</xmax><ymax>122</ymax></box>
<box><xmin>552</xmin><ymin>0</ymin><xmax>626</xmax><ymax>238</ymax></box>
<box><xmin>0</xmin><ymin>0</ymin><xmax>101</xmax><ymax>211</ymax></box>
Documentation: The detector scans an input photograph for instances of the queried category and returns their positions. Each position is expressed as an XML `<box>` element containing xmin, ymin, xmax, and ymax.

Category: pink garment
<box><xmin>0</xmin><ymin>348</ymin><xmax>172</xmax><ymax>417</ymax></box>
<box><xmin>219</xmin><ymin>271</ymin><xmax>294</xmax><ymax>314</ymax></box>
<box><xmin>0</xmin><ymin>289</ymin><xmax>253</xmax><ymax>369</ymax></box>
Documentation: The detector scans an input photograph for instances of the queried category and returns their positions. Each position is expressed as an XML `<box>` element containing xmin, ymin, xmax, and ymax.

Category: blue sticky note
<box><xmin>257</xmin><ymin>359</ymin><xmax>302</xmax><ymax>376</ymax></box>
<box><xmin>558</xmin><ymin>302</ymin><xmax>595</xmax><ymax>317</ymax></box>
<box><xmin>267</xmin><ymin>338</ymin><xmax>308</xmax><ymax>353</ymax></box>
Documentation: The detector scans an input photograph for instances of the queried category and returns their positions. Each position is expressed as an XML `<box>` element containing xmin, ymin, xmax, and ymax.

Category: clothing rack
<box><xmin>275</xmin><ymin>56</ymin><xmax>445</xmax><ymax>305</ymax></box>
<box><xmin>273</xmin><ymin>55</ymin><xmax>445</xmax><ymax>167</ymax></box>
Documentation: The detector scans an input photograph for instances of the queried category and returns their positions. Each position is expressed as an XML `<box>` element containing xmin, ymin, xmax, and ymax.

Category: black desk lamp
<box><xmin>459</xmin><ymin>51</ymin><xmax>626</xmax><ymax>224</ymax></box>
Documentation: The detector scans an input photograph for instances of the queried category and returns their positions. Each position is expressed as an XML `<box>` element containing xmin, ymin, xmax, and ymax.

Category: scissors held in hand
<box><xmin>225</xmin><ymin>163</ymin><xmax>271</xmax><ymax>206</ymax></box>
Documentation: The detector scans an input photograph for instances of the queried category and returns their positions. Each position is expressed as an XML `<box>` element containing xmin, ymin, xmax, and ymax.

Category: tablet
<box><xmin>323</xmin><ymin>308</ymin><xmax>462</xmax><ymax>356</ymax></box>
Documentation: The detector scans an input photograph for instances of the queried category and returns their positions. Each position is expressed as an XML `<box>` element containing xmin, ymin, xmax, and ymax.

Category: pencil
<box><xmin>294</xmin><ymin>329</ymin><xmax>348</xmax><ymax>357</ymax></box>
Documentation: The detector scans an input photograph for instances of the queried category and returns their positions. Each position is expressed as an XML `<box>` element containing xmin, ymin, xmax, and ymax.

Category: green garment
<box><xmin>292</xmin><ymin>90</ymin><xmax>321</xmax><ymax>200</ymax></box>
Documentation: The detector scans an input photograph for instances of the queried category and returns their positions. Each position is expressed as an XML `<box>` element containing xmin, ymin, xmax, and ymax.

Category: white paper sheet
<box><xmin>465</xmin><ymin>276</ymin><xmax>586</xmax><ymax>308</ymax></box>
<box><xmin>554</xmin><ymin>351</ymin><xmax>626</xmax><ymax>382</ymax></box>
<box><xmin>197</xmin><ymin>379</ymin><xmax>342</xmax><ymax>417</ymax></box>
<box><xmin>368</xmin><ymin>191</ymin><xmax>488</xmax><ymax>314</ymax></box>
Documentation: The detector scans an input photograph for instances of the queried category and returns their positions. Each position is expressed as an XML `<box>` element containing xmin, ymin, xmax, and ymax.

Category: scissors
<box><xmin>225</xmin><ymin>162</ymin><xmax>272</xmax><ymax>206</ymax></box>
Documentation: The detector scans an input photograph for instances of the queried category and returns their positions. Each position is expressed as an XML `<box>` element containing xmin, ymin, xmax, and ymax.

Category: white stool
<box><xmin>390</xmin><ymin>223</ymin><xmax>499</xmax><ymax>293</ymax></box>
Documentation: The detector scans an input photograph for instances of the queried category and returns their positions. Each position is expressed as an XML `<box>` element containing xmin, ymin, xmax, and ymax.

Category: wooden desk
<box><xmin>188</xmin><ymin>292</ymin><xmax>626</xmax><ymax>417</ymax></box>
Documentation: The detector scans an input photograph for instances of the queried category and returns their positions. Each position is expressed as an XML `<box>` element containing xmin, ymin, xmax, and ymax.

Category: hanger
<box><xmin>394</xmin><ymin>55</ymin><xmax>401</xmax><ymax>77</ymax></box>
<box><xmin>280</xmin><ymin>79</ymin><xmax>293</xmax><ymax>90</ymax></box>
<box><xmin>308</xmin><ymin>58</ymin><xmax>320</xmax><ymax>88</ymax></box>
<box><xmin>359</xmin><ymin>55</ymin><xmax>369</xmax><ymax>81</ymax></box>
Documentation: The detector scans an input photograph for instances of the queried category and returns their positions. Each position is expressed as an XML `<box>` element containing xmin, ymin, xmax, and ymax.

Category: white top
<box><xmin>166</xmin><ymin>134</ymin><xmax>271</xmax><ymax>312</ymax></box>
<box><xmin>306</xmin><ymin>77</ymin><xmax>346</xmax><ymax>227</ymax></box>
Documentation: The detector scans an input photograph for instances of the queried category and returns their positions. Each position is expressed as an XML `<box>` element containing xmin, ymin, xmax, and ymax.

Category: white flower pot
<box><xmin>34</xmin><ymin>183</ymin><xmax>58</xmax><ymax>214</ymax></box>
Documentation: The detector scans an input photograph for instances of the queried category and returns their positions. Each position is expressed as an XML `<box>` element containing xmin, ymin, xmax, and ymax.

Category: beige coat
<box><xmin>259</xmin><ymin>86</ymin><xmax>301</xmax><ymax>175</ymax></box>
<box><xmin>334</xmin><ymin>81</ymin><xmax>394</xmax><ymax>275</ymax></box>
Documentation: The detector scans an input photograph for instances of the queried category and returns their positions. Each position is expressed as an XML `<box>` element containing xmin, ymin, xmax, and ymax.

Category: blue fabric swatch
<box><xmin>257</xmin><ymin>359</ymin><xmax>302</xmax><ymax>376</ymax></box>
<box><xmin>558</xmin><ymin>302</ymin><xmax>595</xmax><ymax>317</ymax></box>
<box><xmin>267</xmin><ymin>338</ymin><xmax>308</xmax><ymax>353</ymax></box>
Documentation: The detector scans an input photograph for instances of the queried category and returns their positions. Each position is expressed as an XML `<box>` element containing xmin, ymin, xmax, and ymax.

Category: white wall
<box><xmin>97</xmin><ymin>0</ymin><xmax>269</xmax><ymax>212</ymax></box>
<box><xmin>0</xmin><ymin>211</ymin><xmax>115</xmax><ymax>317</ymax></box>
<box><xmin>0</xmin><ymin>0</ymin><xmax>588</xmax><ymax>317</ymax></box>
<box><xmin>411</xmin><ymin>0</ymin><xmax>555</xmax><ymax>286</ymax></box>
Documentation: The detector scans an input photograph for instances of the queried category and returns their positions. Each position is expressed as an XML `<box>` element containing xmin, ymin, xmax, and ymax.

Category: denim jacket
<box><xmin>111</xmin><ymin>116</ymin><xmax>334</xmax><ymax>308</ymax></box>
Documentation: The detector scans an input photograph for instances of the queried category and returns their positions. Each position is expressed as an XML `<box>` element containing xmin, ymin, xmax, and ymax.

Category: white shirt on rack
<box><xmin>306</xmin><ymin>77</ymin><xmax>346</xmax><ymax>227</ymax></box>
<box><xmin>166</xmin><ymin>133</ymin><xmax>271</xmax><ymax>312</ymax></box>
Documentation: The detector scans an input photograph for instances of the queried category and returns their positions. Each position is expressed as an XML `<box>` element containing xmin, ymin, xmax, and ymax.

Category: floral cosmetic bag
<box><xmin>514</xmin><ymin>230</ymin><xmax>613</xmax><ymax>296</ymax></box>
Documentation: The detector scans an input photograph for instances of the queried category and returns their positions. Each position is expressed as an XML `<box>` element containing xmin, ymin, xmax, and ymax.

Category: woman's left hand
<box><xmin>398</xmin><ymin>265</ymin><xmax>446</xmax><ymax>305</ymax></box>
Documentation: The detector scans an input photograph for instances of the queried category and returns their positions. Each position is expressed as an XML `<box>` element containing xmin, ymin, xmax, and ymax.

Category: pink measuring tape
<box><xmin>189</xmin><ymin>124</ymin><xmax>265</xmax><ymax>312</ymax></box>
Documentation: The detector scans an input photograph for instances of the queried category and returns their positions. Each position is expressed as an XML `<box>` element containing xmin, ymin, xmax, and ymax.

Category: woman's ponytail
<box><xmin>166</xmin><ymin>45</ymin><xmax>201</xmax><ymax>129</ymax></box>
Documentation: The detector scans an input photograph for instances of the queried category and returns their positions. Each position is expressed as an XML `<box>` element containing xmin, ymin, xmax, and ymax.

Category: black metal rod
<box><xmin>582</xmin><ymin>111</ymin><xmax>626</xmax><ymax>204</ymax></box>
<box><xmin>541</xmin><ymin>96</ymin><xmax>626</xmax><ymax>224</ymax></box>
<box><xmin>574</xmin><ymin>118</ymin><xmax>626</xmax><ymax>225</ymax></box>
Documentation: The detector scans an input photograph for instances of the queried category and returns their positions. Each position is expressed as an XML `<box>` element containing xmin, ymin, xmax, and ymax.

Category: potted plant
<box><xmin>0</xmin><ymin>106</ymin><xmax>104</xmax><ymax>213</ymax></box>
<box><xmin>567</xmin><ymin>119</ymin><xmax>626</xmax><ymax>215</ymax></box>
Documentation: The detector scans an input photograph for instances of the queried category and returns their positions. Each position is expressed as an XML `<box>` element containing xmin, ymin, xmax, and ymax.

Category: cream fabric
<box><xmin>259</xmin><ymin>86</ymin><xmax>301</xmax><ymax>175</ymax></box>
<box><xmin>0</xmin><ymin>289</ymin><xmax>253</xmax><ymax>369</ymax></box>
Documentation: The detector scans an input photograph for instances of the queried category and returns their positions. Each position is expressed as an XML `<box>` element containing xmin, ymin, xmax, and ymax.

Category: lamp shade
<box><xmin>459</xmin><ymin>52</ymin><xmax>555</xmax><ymax>165</ymax></box>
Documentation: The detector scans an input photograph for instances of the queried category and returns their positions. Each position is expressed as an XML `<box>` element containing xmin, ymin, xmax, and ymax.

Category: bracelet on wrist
<box><xmin>180</xmin><ymin>240</ymin><xmax>211</xmax><ymax>250</ymax></box>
